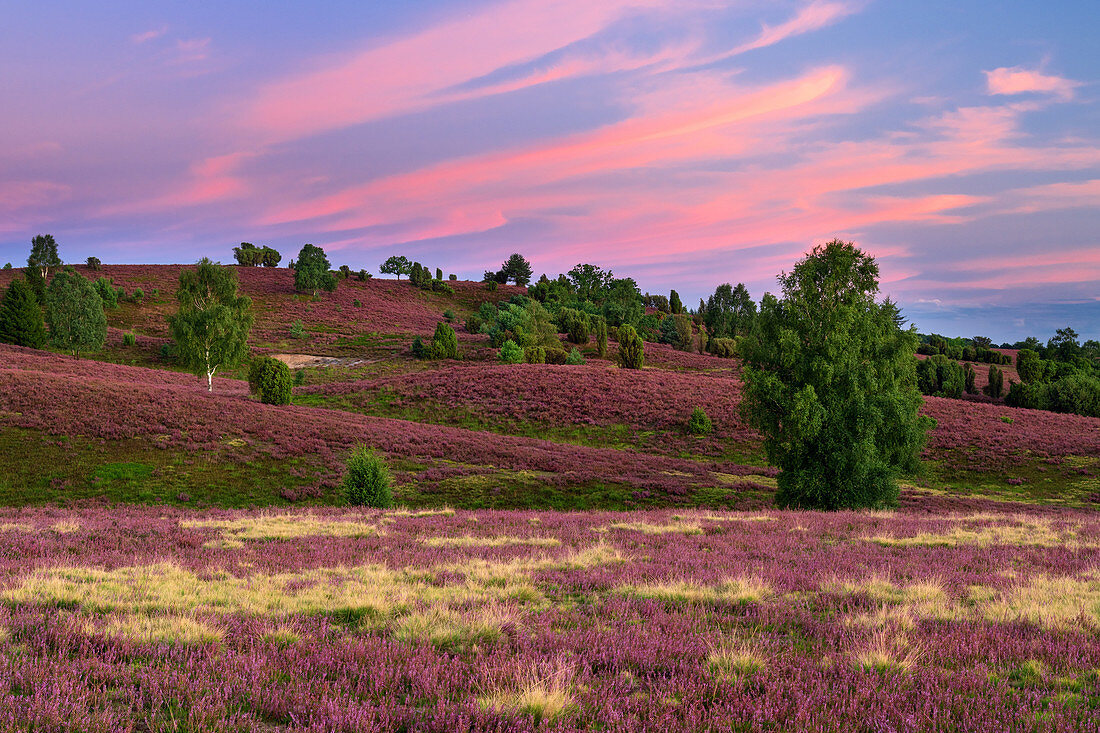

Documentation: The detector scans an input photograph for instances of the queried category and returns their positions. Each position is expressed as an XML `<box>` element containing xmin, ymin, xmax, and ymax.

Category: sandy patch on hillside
<box><xmin>269</xmin><ymin>354</ymin><xmax>366</xmax><ymax>369</ymax></box>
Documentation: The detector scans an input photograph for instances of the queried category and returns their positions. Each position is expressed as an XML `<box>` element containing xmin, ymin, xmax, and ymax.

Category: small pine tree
<box><xmin>617</xmin><ymin>324</ymin><xmax>644</xmax><ymax>369</ymax></box>
<box><xmin>430</xmin><ymin>322</ymin><xmax>459</xmax><ymax>359</ymax></box>
<box><xmin>566</xmin><ymin>347</ymin><xmax>585</xmax><ymax>365</ymax></box>
<box><xmin>985</xmin><ymin>364</ymin><xmax>1004</xmax><ymax>398</ymax></box>
<box><xmin>670</xmin><ymin>290</ymin><xmax>683</xmax><ymax>315</ymax></box>
<box><xmin>499</xmin><ymin>339</ymin><xmax>524</xmax><ymax>363</ymax></box>
<box><xmin>964</xmin><ymin>363</ymin><xmax>977</xmax><ymax>394</ymax></box>
<box><xmin>594</xmin><ymin>317</ymin><xmax>608</xmax><ymax>358</ymax></box>
<box><xmin>44</xmin><ymin>269</ymin><xmax>107</xmax><ymax>356</ymax></box>
<box><xmin>342</xmin><ymin>447</ymin><xmax>393</xmax><ymax>508</ymax></box>
<box><xmin>436</xmin><ymin>268</ymin><xmax>443</xmax><ymax>281</ymax></box>
<box><xmin>687</xmin><ymin>407</ymin><xmax>713</xmax><ymax>435</ymax></box>
<box><xmin>0</xmin><ymin>278</ymin><xmax>47</xmax><ymax>348</ymax></box>
<box><xmin>411</xmin><ymin>336</ymin><xmax>429</xmax><ymax>359</ymax></box>
<box><xmin>248</xmin><ymin>356</ymin><xmax>293</xmax><ymax>405</ymax></box>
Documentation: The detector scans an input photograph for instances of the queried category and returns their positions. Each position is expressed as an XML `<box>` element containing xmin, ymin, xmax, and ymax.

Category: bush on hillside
<box><xmin>524</xmin><ymin>345</ymin><xmax>546</xmax><ymax>364</ymax></box>
<box><xmin>86</xmin><ymin>256</ymin><xmax>102</xmax><ymax>271</ymax></box>
<box><xmin>617</xmin><ymin>324</ymin><xmax>644</xmax><ymax>369</ymax></box>
<box><xmin>964</xmin><ymin>363</ymin><xmax>977</xmax><ymax>394</ymax></box>
<box><xmin>289</xmin><ymin>319</ymin><xmax>305</xmax><ymax>339</ymax></box>
<box><xmin>248</xmin><ymin>356</ymin><xmax>293</xmax><ymax>405</ymax></box>
<box><xmin>429</xmin><ymin>322</ymin><xmax>459</xmax><ymax>359</ymax></box>
<box><xmin>342</xmin><ymin>446</ymin><xmax>393</xmax><ymax>508</ymax></box>
<box><xmin>411</xmin><ymin>336</ymin><xmax>429</xmax><ymax>359</ymax></box>
<box><xmin>93</xmin><ymin>277</ymin><xmax>118</xmax><ymax>309</ymax></box>
<box><xmin>566</xmin><ymin>347</ymin><xmax>586</xmax><ymax>365</ymax></box>
<box><xmin>499</xmin><ymin>339</ymin><xmax>524</xmax><ymax>364</ymax></box>
<box><xmin>687</xmin><ymin>407</ymin><xmax>713</xmax><ymax>436</ymax></box>
<box><xmin>916</xmin><ymin>354</ymin><xmax>965</xmax><ymax>398</ymax></box>
<box><xmin>708</xmin><ymin>337</ymin><xmax>737</xmax><ymax>359</ymax></box>
<box><xmin>0</xmin><ymin>278</ymin><xmax>47</xmax><ymax>349</ymax></box>
<box><xmin>559</xmin><ymin>308</ymin><xmax>589</xmax><ymax>344</ymax></box>
<box><xmin>545</xmin><ymin>347</ymin><xmax>569</xmax><ymax>365</ymax></box>
<box><xmin>594</xmin><ymin>317</ymin><xmax>608</xmax><ymax>358</ymax></box>
<box><xmin>122</xmin><ymin>332</ymin><xmax>136</xmax><ymax>347</ymax></box>
<box><xmin>658</xmin><ymin>313</ymin><xmax>693</xmax><ymax>351</ymax></box>
<box><xmin>984</xmin><ymin>365</ymin><xmax>1004</xmax><ymax>398</ymax></box>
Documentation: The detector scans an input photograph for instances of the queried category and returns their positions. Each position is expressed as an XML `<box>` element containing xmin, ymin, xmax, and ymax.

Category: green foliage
<box><xmin>443</xmin><ymin>309</ymin><xmax>455</xmax><ymax>321</ymax></box>
<box><xmin>669</xmin><ymin>289</ymin><xmax>684</xmax><ymax>315</ymax></box>
<box><xmin>499</xmin><ymin>339</ymin><xmax>524</xmax><ymax>364</ymax></box>
<box><xmin>342</xmin><ymin>447</ymin><xmax>393</xmax><ymax>508</ymax></box>
<box><xmin>289</xmin><ymin>319</ymin><xmax>305</xmax><ymax>339</ymax></box>
<box><xmin>411</xmin><ymin>336</ymin><xmax>429</xmax><ymax>359</ymax></box>
<box><xmin>916</xmin><ymin>354</ymin><xmax>965</xmax><ymax>398</ymax></box>
<box><xmin>707</xmin><ymin>337</ymin><xmax>737</xmax><ymax>359</ymax></box>
<box><xmin>1047</xmin><ymin>327</ymin><xmax>1080</xmax><ymax>362</ymax></box>
<box><xmin>594</xmin><ymin>316</ymin><xmax>608</xmax><ymax>358</ymax></box>
<box><xmin>964</xmin><ymin>363</ymin><xmax>977</xmax><ymax>394</ymax></box>
<box><xmin>545</xmin><ymin>347</ymin><xmax>568</xmax><ymax>365</ymax></box>
<box><xmin>485</xmin><ymin>297</ymin><xmax>558</xmax><ymax>350</ymax></box>
<box><xmin>566</xmin><ymin>347</ymin><xmax>586</xmax><ymax>365</ymax></box>
<box><xmin>659</xmin><ymin>313</ymin><xmax>693</xmax><ymax>351</ymax></box>
<box><xmin>292</xmin><ymin>244</ymin><xmax>337</xmax><ymax>296</ymax></box>
<box><xmin>1009</xmin><ymin>374</ymin><xmax>1100</xmax><ymax>417</ymax></box>
<box><xmin>1016</xmin><ymin>349</ymin><xmax>1043</xmax><ymax>384</ymax></box>
<box><xmin>248</xmin><ymin>356</ymin><xmax>293</xmax><ymax>405</ymax></box>
<box><xmin>45</xmin><ymin>269</ymin><xmax>107</xmax><ymax>356</ymax></box>
<box><xmin>430</xmin><ymin>279</ymin><xmax>453</xmax><ymax>294</ymax></box>
<box><xmin>465</xmin><ymin>314</ymin><xmax>483</xmax><ymax>335</ymax></box>
<box><xmin>430</xmin><ymin>322</ymin><xmax>459</xmax><ymax>359</ymax></box>
<box><xmin>338</xmin><ymin>265</ymin><xmax>351</xmax><ymax>279</ymax></box>
<box><xmin>353</xmin><ymin>299</ymin><xmax>362</xmax><ymax>307</ymax></box>
<box><xmin>28</xmin><ymin>234</ymin><xmax>61</xmax><ymax>278</ymax></box>
<box><xmin>448</xmin><ymin>273</ymin><xmax>457</xmax><ymax>281</ymax></box>
<box><xmin>559</xmin><ymin>308</ymin><xmax>590</xmax><ymax>344</ymax></box>
<box><xmin>524</xmin><ymin>345</ymin><xmax>546</xmax><ymax>364</ymax></box>
<box><xmin>687</xmin><ymin>407</ymin><xmax>713</xmax><ymax>436</ymax></box>
<box><xmin>600</xmin><ymin>277</ymin><xmax>643</xmax><ymax>328</ymax></box>
<box><xmin>499</xmin><ymin>253</ymin><xmax>533</xmax><ymax>286</ymax></box>
<box><xmin>567</xmin><ymin>263</ymin><xmax>613</xmax><ymax>302</ymax></box>
<box><xmin>616</xmin><ymin>324</ymin><xmax>644</xmax><ymax>369</ymax></box>
<box><xmin>0</xmin><ymin>278</ymin><xmax>47</xmax><ymax>349</ymax></box>
<box><xmin>167</xmin><ymin>258</ymin><xmax>254</xmax><ymax>391</ymax></box>
<box><xmin>380</xmin><ymin>255</ymin><xmax>411</xmax><ymax>279</ymax></box>
<box><xmin>122</xmin><ymin>332</ymin><xmax>136</xmax><ymax>347</ymax></box>
<box><xmin>86</xmin><ymin>256</ymin><xmax>102</xmax><ymax>271</ymax></box>
<box><xmin>356</xmin><ymin>269</ymin><xmax>370</xmax><ymax>281</ymax></box>
<box><xmin>131</xmin><ymin>287</ymin><xmax>144</xmax><ymax>302</ymax></box>
<box><xmin>233</xmin><ymin>242</ymin><xmax>281</xmax><ymax>267</ymax></box>
<box><xmin>23</xmin><ymin>265</ymin><xmax>46</xmax><ymax>303</ymax></box>
<box><xmin>2</xmin><ymin>263</ymin><xmax>10</xmax><ymax>269</ymax></box>
<box><xmin>740</xmin><ymin>240</ymin><xmax>927</xmax><ymax>511</ymax></box>
<box><xmin>984</xmin><ymin>365</ymin><xmax>1004</xmax><ymax>398</ymax></box>
<box><xmin>702</xmin><ymin>282</ymin><xmax>756</xmax><ymax>339</ymax></box>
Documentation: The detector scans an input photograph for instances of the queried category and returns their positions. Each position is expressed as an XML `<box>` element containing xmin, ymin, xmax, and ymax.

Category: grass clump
<box><xmin>342</xmin><ymin>447</ymin><xmax>393</xmax><ymax>508</ymax></box>
<box><xmin>707</xmin><ymin>639</ymin><xmax>765</xmax><ymax>682</ymax></box>
<box><xmin>479</xmin><ymin>663</ymin><xmax>577</xmax><ymax>725</ymax></box>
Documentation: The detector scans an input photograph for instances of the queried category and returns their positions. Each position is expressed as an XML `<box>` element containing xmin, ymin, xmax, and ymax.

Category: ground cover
<box><xmin>0</xmin><ymin>505</ymin><xmax>1096</xmax><ymax>730</ymax></box>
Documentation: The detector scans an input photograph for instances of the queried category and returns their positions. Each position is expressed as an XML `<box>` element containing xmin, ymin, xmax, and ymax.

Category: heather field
<box><xmin>0</xmin><ymin>506</ymin><xmax>1098</xmax><ymax>731</ymax></box>
<box><xmin>3</xmin><ymin>266</ymin><xmax>1100</xmax><ymax>731</ymax></box>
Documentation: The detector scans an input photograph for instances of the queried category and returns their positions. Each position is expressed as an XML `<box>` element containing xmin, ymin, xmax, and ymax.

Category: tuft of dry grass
<box><xmin>607</xmin><ymin>520</ymin><xmax>703</xmax><ymax>535</ymax></box>
<box><xmin>706</xmin><ymin>638</ymin><xmax>766</xmax><ymax>682</ymax></box>
<box><xmin>620</xmin><ymin>576</ymin><xmax>770</xmax><ymax>606</ymax></box>
<box><xmin>853</xmin><ymin>630</ymin><xmax>921</xmax><ymax>675</ymax></box>
<box><xmin>479</xmin><ymin>662</ymin><xmax>577</xmax><ymax>724</ymax></box>
<box><xmin>182</xmin><ymin>514</ymin><xmax>381</xmax><ymax>541</ymax></box>
<box><xmin>91</xmin><ymin>613</ymin><xmax>223</xmax><ymax>646</ymax></box>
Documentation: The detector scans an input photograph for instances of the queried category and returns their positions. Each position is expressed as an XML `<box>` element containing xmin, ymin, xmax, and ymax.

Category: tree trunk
<box><xmin>207</xmin><ymin>370</ymin><xmax>213</xmax><ymax>392</ymax></box>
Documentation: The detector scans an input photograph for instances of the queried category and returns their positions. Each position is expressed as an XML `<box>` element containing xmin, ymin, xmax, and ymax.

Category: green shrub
<box><xmin>353</xmin><ymin>299</ymin><xmax>362</xmax><ymax>307</ymax></box>
<box><xmin>566</xmin><ymin>347</ymin><xmax>585</xmax><ymax>365</ymax></box>
<box><xmin>443</xmin><ymin>309</ymin><xmax>455</xmax><ymax>321</ymax></box>
<box><xmin>484</xmin><ymin>280</ymin><xmax>497</xmax><ymax>292</ymax></box>
<box><xmin>430</xmin><ymin>279</ymin><xmax>453</xmax><ymax>294</ymax></box>
<box><xmin>122</xmin><ymin>332</ymin><xmax>136</xmax><ymax>347</ymax></box>
<box><xmin>617</xmin><ymin>324</ymin><xmax>644</xmax><ymax>369</ymax></box>
<box><xmin>465</xmin><ymin>314</ymin><xmax>483</xmax><ymax>334</ymax></box>
<box><xmin>916</xmin><ymin>354</ymin><xmax>965</xmax><ymax>398</ymax></box>
<box><xmin>708</xmin><ymin>337</ymin><xmax>737</xmax><ymax>358</ymax></box>
<box><xmin>430</xmin><ymin>322</ymin><xmax>459</xmax><ymax>359</ymax></box>
<box><xmin>289</xmin><ymin>319</ymin><xmax>305</xmax><ymax>339</ymax></box>
<box><xmin>248</xmin><ymin>356</ymin><xmax>293</xmax><ymax>405</ymax></box>
<box><xmin>86</xmin><ymin>256</ymin><xmax>102</xmax><ymax>271</ymax></box>
<box><xmin>411</xmin><ymin>336</ymin><xmax>429</xmax><ymax>359</ymax></box>
<box><xmin>964</xmin><ymin>363</ymin><xmax>977</xmax><ymax>394</ymax></box>
<box><xmin>131</xmin><ymin>287</ymin><xmax>144</xmax><ymax>301</ymax></box>
<box><xmin>499</xmin><ymin>339</ymin><xmax>524</xmax><ymax>364</ymax></box>
<box><xmin>448</xmin><ymin>273</ymin><xmax>457</xmax><ymax>281</ymax></box>
<box><xmin>342</xmin><ymin>447</ymin><xmax>393</xmax><ymax>508</ymax></box>
<box><xmin>984</xmin><ymin>365</ymin><xmax>1004</xmax><ymax>398</ymax></box>
<box><xmin>356</xmin><ymin>269</ymin><xmax>370</xmax><ymax>281</ymax></box>
<box><xmin>687</xmin><ymin>407</ymin><xmax>713</xmax><ymax>435</ymax></box>
<box><xmin>594</xmin><ymin>316</ymin><xmax>608</xmax><ymax>358</ymax></box>
<box><xmin>524</xmin><ymin>345</ymin><xmax>546</xmax><ymax>364</ymax></box>
<box><xmin>545</xmin><ymin>347</ymin><xmax>568</xmax><ymax>365</ymax></box>
<box><xmin>93</xmin><ymin>278</ymin><xmax>118</xmax><ymax>309</ymax></box>
<box><xmin>1016</xmin><ymin>349</ymin><xmax>1043</xmax><ymax>384</ymax></box>
<box><xmin>659</xmin><ymin>313</ymin><xmax>693</xmax><ymax>351</ymax></box>
<box><xmin>159</xmin><ymin>342</ymin><xmax>178</xmax><ymax>361</ymax></box>
<box><xmin>1049</xmin><ymin>373</ymin><xmax>1100</xmax><ymax>417</ymax></box>
<box><xmin>0</xmin><ymin>278</ymin><xmax>47</xmax><ymax>349</ymax></box>
<box><xmin>559</xmin><ymin>308</ymin><xmax>589</xmax><ymax>344</ymax></box>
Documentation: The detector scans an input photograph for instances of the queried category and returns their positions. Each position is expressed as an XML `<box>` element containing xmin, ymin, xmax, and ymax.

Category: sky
<box><xmin>1</xmin><ymin>0</ymin><xmax>1097</xmax><ymax>342</ymax></box>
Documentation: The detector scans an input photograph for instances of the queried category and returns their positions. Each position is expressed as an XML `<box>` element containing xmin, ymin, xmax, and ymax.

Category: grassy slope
<box><xmin>2</xmin><ymin>264</ymin><xmax>1098</xmax><ymax>511</ymax></box>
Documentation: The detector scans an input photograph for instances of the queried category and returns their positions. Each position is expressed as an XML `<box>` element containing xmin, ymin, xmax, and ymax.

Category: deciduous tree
<box><xmin>168</xmin><ymin>258</ymin><xmax>253</xmax><ymax>391</ymax></box>
<box><xmin>44</xmin><ymin>268</ymin><xmax>107</xmax><ymax>356</ymax></box>
<box><xmin>28</xmin><ymin>234</ymin><xmax>61</xmax><ymax>278</ymax></box>
<box><xmin>740</xmin><ymin>239</ymin><xmax>927</xmax><ymax>510</ymax></box>
<box><xmin>293</xmin><ymin>244</ymin><xmax>337</xmax><ymax>296</ymax></box>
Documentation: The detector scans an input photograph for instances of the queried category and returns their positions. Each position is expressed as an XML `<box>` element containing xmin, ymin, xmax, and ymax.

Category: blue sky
<box><xmin>1</xmin><ymin>0</ymin><xmax>1097</xmax><ymax>342</ymax></box>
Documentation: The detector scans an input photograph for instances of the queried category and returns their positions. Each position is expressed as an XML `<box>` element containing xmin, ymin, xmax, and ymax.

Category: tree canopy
<box><xmin>233</xmin><ymin>242</ymin><xmax>281</xmax><ymax>267</ymax></box>
<box><xmin>44</xmin><ymin>268</ymin><xmax>107</xmax><ymax>356</ymax></box>
<box><xmin>740</xmin><ymin>239</ymin><xmax>927</xmax><ymax>510</ymax></box>
<box><xmin>167</xmin><ymin>258</ymin><xmax>254</xmax><ymax>391</ymax></box>
<box><xmin>702</xmin><ymin>283</ymin><xmax>756</xmax><ymax>339</ymax></box>
<box><xmin>28</xmin><ymin>234</ymin><xmax>61</xmax><ymax>278</ymax></box>
<box><xmin>499</xmin><ymin>253</ymin><xmax>533</xmax><ymax>286</ymax></box>
<box><xmin>293</xmin><ymin>244</ymin><xmax>337</xmax><ymax>296</ymax></box>
<box><xmin>380</xmin><ymin>255</ymin><xmax>412</xmax><ymax>280</ymax></box>
<box><xmin>0</xmin><ymin>278</ymin><xmax>47</xmax><ymax>349</ymax></box>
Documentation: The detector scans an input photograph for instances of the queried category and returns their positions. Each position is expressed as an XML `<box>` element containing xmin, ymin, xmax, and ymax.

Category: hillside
<box><xmin>2</xmin><ymin>263</ymin><xmax>1098</xmax><ymax>511</ymax></box>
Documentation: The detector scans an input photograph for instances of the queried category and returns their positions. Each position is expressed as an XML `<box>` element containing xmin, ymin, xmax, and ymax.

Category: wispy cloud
<box><xmin>130</xmin><ymin>26</ymin><xmax>168</xmax><ymax>45</ymax></box>
<box><xmin>984</xmin><ymin>65</ymin><xmax>1081</xmax><ymax>100</ymax></box>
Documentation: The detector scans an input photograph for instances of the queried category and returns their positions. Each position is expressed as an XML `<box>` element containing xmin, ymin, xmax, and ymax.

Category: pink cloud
<box><xmin>130</xmin><ymin>26</ymin><xmax>168</xmax><ymax>45</ymax></box>
<box><xmin>98</xmin><ymin>152</ymin><xmax>254</xmax><ymax>216</ymax></box>
<box><xmin>984</xmin><ymin>66</ymin><xmax>1081</xmax><ymax>100</ymax></box>
<box><xmin>726</xmin><ymin>0</ymin><xmax>861</xmax><ymax>56</ymax></box>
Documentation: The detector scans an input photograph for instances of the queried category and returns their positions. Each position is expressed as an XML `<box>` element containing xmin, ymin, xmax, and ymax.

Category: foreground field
<box><xmin>0</xmin><ymin>505</ymin><xmax>1098</xmax><ymax>731</ymax></box>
